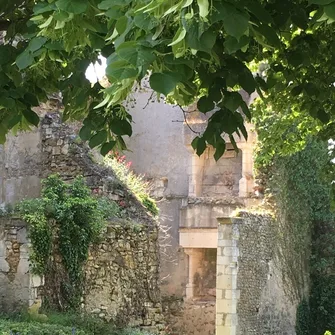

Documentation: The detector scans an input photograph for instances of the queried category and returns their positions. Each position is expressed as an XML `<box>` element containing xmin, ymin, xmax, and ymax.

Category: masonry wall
<box><xmin>84</xmin><ymin>222</ymin><xmax>163</xmax><ymax>331</ymax></box>
<box><xmin>0</xmin><ymin>111</ymin><xmax>165</xmax><ymax>332</ymax></box>
<box><xmin>216</xmin><ymin>213</ymin><xmax>297</xmax><ymax>335</ymax></box>
<box><xmin>0</xmin><ymin>218</ymin><xmax>42</xmax><ymax>312</ymax></box>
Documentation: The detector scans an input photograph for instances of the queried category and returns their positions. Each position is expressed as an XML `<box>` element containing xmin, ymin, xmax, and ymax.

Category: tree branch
<box><xmin>178</xmin><ymin>104</ymin><xmax>200</xmax><ymax>135</ymax></box>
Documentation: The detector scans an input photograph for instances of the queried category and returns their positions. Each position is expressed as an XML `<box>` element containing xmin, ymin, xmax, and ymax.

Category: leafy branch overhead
<box><xmin>0</xmin><ymin>0</ymin><xmax>335</xmax><ymax>159</ymax></box>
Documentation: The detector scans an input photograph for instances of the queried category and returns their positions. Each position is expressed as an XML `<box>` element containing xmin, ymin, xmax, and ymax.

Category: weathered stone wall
<box><xmin>202</xmin><ymin>147</ymin><xmax>242</xmax><ymax>198</ymax></box>
<box><xmin>0</xmin><ymin>112</ymin><xmax>165</xmax><ymax>332</ymax></box>
<box><xmin>216</xmin><ymin>213</ymin><xmax>297</xmax><ymax>335</ymax></box>
<box><xmin>84</xmin><ymin>222</ymin><xmax>164</xmax><ymax>332</ymax></box>
<box><xmin>0</xmin><ymin>218</ymin><xmax>43</xmax><ymax>312</ymax></box>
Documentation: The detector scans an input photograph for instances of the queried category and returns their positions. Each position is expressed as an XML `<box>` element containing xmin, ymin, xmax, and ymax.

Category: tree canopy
<box><xmin>0</xmin><ymin>0</ymin><xmax>334</xmax><ymax>159</ymax></box>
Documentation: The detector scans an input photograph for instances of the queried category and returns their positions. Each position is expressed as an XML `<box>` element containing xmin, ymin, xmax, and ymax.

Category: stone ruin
<box><xmin>0</xmin><ymin>108</ymin><xmax>164</xmax><ymax>333</ymax></box>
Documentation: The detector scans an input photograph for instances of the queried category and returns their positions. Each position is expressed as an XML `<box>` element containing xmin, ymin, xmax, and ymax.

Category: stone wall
<box><xmin>84</xmin><ymin>222</ymin><xmax>164</xmax><ymax>332</ymax></box>
<box><xmin>216</xmin><ymin>213</ymin><xmax>297</xmax><ymax>335</ymax></box>
<box><xmin>202</xmin><ymin>147</ymin><xmax>242</xmax><ymax>198</ymax></box>
<box><xmin>0</xmin><ymin>111</ymin><xmax>165</xmax><ymax>332</ymax></box>
<box><xmin>0</xmin><ymin>218</ymin><xmax>43</xmax><ymax>312</ymax></box>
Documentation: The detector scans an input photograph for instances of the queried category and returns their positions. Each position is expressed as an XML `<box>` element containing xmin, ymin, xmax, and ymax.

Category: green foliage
<box><xmin>256</xmin><ymin>137</ymin><xmax>335</xmax><ymax>334</ymax></box>
<box><xmin>1</xmin><ymin>0</ymin><xmax>335</xmax><ymax>160</ymax></box>
<box><xmin>0</xmin><ymin>315</ymin><xmax>155</xmax><ymax>335</ymax></box>
<box><xmin>296</xmin><ymin>299</ymin><xmax>311</xmax><ymax>335</ymax></box>
<box><xmin>17</xmin><ymin>175</ymin><xmax>119</xmax><ymax>310</ymax></box>
<box><xmin>105</xmin><ymin>153</ymin><xmax>159</xmax><ymax>217</ymax></box>
<box><xmin>0</xmin><ymin>319</ymin><xmax>87</xmax><ymax>335</ymax></box>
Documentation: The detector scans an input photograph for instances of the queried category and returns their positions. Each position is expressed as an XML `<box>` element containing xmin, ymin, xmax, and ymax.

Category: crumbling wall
<box><xmin>216</xmin><ymin>213</ymin><xmax>297</xmax><ymax>335</ymax></box>
<box><xmin>0</xmin><ymin>112</ymin><xmax>165</xmax><ymax>332</ymax></box>
<box><xmin>84</xmin><ymin>223</ymin><xmax>164</xmax><ymax>331</ymax></box>
<box><xmin>0</xmin><ymin>218</ymin><xmax>43</xmax><ymax>312</ymax></box>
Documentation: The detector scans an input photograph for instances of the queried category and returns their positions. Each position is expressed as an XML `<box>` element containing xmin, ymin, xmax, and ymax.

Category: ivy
<box><xmin>17</xmin><ymin>175</ymin><xmax>120</xmax><ymax>311</ymax></box>
<box><xmin>255</xmin><ymin>135</ymin><xmax>335</xmax><ymax>334</ymax></box>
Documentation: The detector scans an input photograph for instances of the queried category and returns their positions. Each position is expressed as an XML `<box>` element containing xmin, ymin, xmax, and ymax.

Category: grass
<box><xmin>0</xmin><ymin>312</ymin><xmax>155</xmax><ymax>335</ymax></box>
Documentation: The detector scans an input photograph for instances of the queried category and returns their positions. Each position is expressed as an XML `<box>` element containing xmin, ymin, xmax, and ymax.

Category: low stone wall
<box><xmin>216</xmin><ymin>212</ymin><xmax>297</xmax><ymax>335</ymax></box>
<box><xmin>0</xmin><ymin>112</ymin><xmax>165</xmax><ymax>332</ymax></box>
<box><xmin>84</xmin><ymin>222</ymin><xmax>164</xmax><ymax>332</ymax></box>
<box><xmin>0</xmin><ymin>218</ymin><xmax>164</xmax><ymax>332</ymax></box>
<box><xmin>0</xmin><ymin>218</ymin><xmax>43</xmax><ymax>312</ymax></box>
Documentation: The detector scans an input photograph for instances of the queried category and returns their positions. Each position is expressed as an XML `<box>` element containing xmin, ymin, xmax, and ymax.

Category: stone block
<box><xmin>223</xmin><ymin>246</ymin><xmax>239</xmax><ymax>257</ymax></box>
<box><xmin>217</xmin><ymin>256</ymin><xmax>231</xmax><ymax>265</ymax></box>
<box><xmin>216</xmin><ymin>288</ymin><xmax>224</xmax><ymax>299</ymax></box>
<box><xmin>218</xmin><ymin>239</ymin><xmax>233</xmax><ymax>247</ymax></box>
<box><xmin>216</xmin><ymin>299</ymin><xmax>236</xmax><ymax>314</ymax></box>
<box><xmin>31</xmin><ymin>275</ymin><xmax>43</xmax><ymax>288</ymax></box>
<box><xmin>216</xmin><ymin>313</ymin><xmax>226</xmax><ymax>326</ymax></box>
<box><xmin>0</xmin><ymin>241</ymin><xmax>6</xmax><ymax>257</ymax></box>
<box><xmin>225</xmin><ymin>289</ymin><xmax>240</xmax><ymax>300</ymax></box>
<box><xmin>217</xmin><ymin>274</ymin><xmax>233</xmax><ymax>289</ymax></box>
<box><xmin>224</xmin><ymin>314</ymin><xmax>238</xmax><ymax>326</ymax></box>
<box><xmin>17</xmin><ymin>228</ymin><xmax>28</xmax><ymax>244</ymax></box>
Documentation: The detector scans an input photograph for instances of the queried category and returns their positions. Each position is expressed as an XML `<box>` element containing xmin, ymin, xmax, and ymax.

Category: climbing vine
<box><xmin>18</xmin><ymin>175</ymin><xmax>120</xmax><ymax>310</ymax></box>
<box><xmin>255</xmin><ymin>136</ymin><xmax>335</xmax><ymax>335</ymax></box>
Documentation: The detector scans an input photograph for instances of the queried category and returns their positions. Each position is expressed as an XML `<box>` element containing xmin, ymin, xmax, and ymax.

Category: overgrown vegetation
<box><xmin>17</xmin><ymin>175</ymin><xmax>120</xmax><ymax>311</ymax></box>
<box><xmin>105</xmin><ymin>152</ymin><xmax>159</xmax><ymax>217</ymax></box>
<box><xmin>0</xmin><ymin>314</ymin><xmax>154</xmax><ymax>335</ymax></box>
<box><xmin>255</xmin><ymin>135</ymin><xmax>335</xmax><ymax>334</ymax></box>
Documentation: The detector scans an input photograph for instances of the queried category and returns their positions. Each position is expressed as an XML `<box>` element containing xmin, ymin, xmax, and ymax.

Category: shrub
<box><xmin>0</xmin><ymin>319</ymin><xmax>87</xmax><ymax>335</ymax></box>
<box><xmin>104</xmin><ymin>153</ymin><xmax>159</xmax><ymax>217</ymax></box>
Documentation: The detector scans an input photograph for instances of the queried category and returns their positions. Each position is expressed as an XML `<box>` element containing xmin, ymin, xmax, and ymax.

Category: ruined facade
<box><xmin>0</xmin><ymin>108</ymin><xmax>164</xmax><ymax>332</ymax></box>
<box><xmin>0</xmin><ymin>92</ymin><xmax>300</xmax><ymax>334</ymax></box>
<box><xmin>124</xmin><ymin>91</ymin><xmax>259</xmax><ymax>335</ymax></box>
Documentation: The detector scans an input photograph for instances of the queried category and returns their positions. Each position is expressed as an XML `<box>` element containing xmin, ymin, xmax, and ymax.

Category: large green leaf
<box><xmin>191</xmin><ymin>136</ymin><xmax>207</xmax><ymax>156</ymax></box>
<box><xmin>110</xmin><ymin>119</ymin><xmax>132</xmax><ymax>136</ymax></box>
<box><xmin>224</xmin><ymin>36</ymin><xmax>250</xmax><ymax>54</ymax></box>
<box><xmin>309</xmin><ymin>0</ymin><xmax>334</xmax><ymax>4</ymax></box>
<box><xmin>16</xmin><ymin>51</ymin><xmax>34</xmax><ymax>70</ymax></box>
<box><xmin>116</xmin><ymin>42</ymin><xmax>156</xmax><ymax>67</ymax></box>
<box><xmin>22</xmin><ymin>109</ymin><xmax>40</xmax><ymax>127</ymax></box>
<box><xmin>106</xmin><ymin>64</ymin><xmax>138</xmax><ymax>81</ymax></box>
<box><xmin>98</xmin><ymin>0</ymin><xmax>131</xmax><ymax>10</ymax></box>
<box><xmin>220</xmin><ymin>4</ymin><xmax>249</xmax><ymax>40</ymax></box>
<box><xmin>56</xmin><ymin>0</ymin><xmax>88</xmax><ymax>14</ymax></box>
<box><xmin>100</xmin><ymin>141</ymin><xmax>116</xmax><ymax>156</ymax></box>
<box><xmin>197</xmin><ymin>0</ymin><xmax>209</xmax><ymax>18</ymax></box>
<box><xmin>324</xmin><ymin>3</ymin><xmax>335</xmax><ymax>20</ymax></box>
<box><xmin>149</xmin><ymin>72</ymin><xmax>181</xmax><ymax>96</ymax></box>
<box><xmin>197</xmin><ymin>96</ymin><xmax>214</xmax><ymax>113</ymax></box>
<box><xmin>79</xmin><ymin>125</ymin><xmax>92</xmax><ymax>141</ymax></box>
<box><xmin>89</xmin><ymin>130</ymin><xmax>107</xmax><ymax>148</ymax></box>
<box><xmin>214</xmin><ymin>137</ymin><xmax>226</xmax><ymax>161</ymax></box>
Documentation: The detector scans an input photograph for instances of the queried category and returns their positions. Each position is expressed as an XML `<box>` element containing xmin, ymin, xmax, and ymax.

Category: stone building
<box><xmin>124</xmin><ymin>90</ymin><xmax>259</xmax><ymax>334</ymax></box>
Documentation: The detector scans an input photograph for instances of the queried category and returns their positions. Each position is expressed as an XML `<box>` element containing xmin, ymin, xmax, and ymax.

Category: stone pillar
<box><xmin>216</xmin><ymin>218</ymin><xmax>240</xmax><ymax>335</ymax></box>
<box><xmin>184</xmin><ymin>248</ymin><xmax>202</xmax><ymax>299</ymax></box>
<box><xmin>238</xmin><ymin>146</ymin><xmax>254</xmax><ymax>198</ymax></box>
<box><xmin>188</xmin><ymin>153</ymin><xmax>205</xmax><ymax>197</ymax></box>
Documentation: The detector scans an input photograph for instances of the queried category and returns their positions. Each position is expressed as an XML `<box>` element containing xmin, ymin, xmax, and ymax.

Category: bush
<box><xmin>0</xmin><ymin>319</ymin><xmax>87</xmax><ymax>335</ymax></box>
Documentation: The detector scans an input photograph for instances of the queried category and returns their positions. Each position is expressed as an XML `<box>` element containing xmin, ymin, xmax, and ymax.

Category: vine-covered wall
<box><xmin>255</xmin><ymin>136</ymin><xmax>335</xmax><ymax>335</ymax></box>
<box><xmin>0</xmin><ymin>110</ymin><xmax>165</xmax><ymax>332</ymax></box>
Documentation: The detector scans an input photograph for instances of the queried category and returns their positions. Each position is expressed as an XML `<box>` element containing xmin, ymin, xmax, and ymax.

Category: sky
<box><xmin>85</xmin><ymin>56</ymin><xmax>107</xmax><ymax>83</ymax></box>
